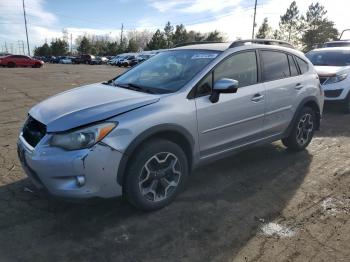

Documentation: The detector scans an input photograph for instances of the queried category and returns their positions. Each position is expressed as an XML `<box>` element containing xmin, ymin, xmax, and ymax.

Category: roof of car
<box><xmin>174</xmin><ymin>43</ymin><xmax>231</xmax><ymax>51</ymax></box>
<box><xmin>325</xmin><ymin>40</ymin><xmax>350</xmax><ymax>43</ymax></box>
<box><xmin>310</xmin><ymin>47</ymin><xmax>350</xmax><ymax>52</ymax></box>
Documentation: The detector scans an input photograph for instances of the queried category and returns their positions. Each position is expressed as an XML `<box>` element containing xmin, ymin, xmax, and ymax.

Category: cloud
<box><xmin>0</xmin><ymin>0</ymin><xmax>58</xmax><ymax>53</ymax></box>
<box><xmin>2</xmin><ymin>0</ymin><xmax>350</xmax><ymax>54</ymax></box>
<box><xmin>149</xmin><ymin>0</ymin><xmax>242</xmax><ymax>13</ymax></box>
<box><xmin>186</xmin><ymin>0</ymin><xmax>350</xmax><ymax>40</ymax></box>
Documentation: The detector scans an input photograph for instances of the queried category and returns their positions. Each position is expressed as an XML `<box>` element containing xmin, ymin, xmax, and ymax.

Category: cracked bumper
<box><xmin>17</xmin><ymin>135</ymin><xmax>123</xmax><ymax>199</ymax></box>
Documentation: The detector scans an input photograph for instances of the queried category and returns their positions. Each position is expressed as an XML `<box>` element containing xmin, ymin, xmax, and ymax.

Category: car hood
<box><xmin>29</xmin><ymin>83</ymin><xmax>160</xmax><ymax>132</ymax></box>
<box><xmin>314</xmin><ymin>66</ymin><xmax>350</xmax><ymax>77</ymax></box>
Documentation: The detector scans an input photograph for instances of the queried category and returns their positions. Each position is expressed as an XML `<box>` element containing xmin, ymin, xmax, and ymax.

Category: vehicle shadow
<box><xmin>0</xmin><ymin>143</ymin><xmax>312</xmax><ymax>262</ymax></box>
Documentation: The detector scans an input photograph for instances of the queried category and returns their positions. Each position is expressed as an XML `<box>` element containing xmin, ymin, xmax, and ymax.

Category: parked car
<box><xmin>41</xmin><ymin>56</ymin><xmax>52</xmax><ymax>63</ymax></box>
<box><xmin>120</xmin><ymin>55</ymin><xmax>138</xmax><ymax>67</ymax></box>
<box><xmin>323</xmin><ymin>40</ymin><xmax>350</xmax><ymax>48</ymax></box>
<box><xmin>59</xmin><ymin>56</ymin><xmax>74</xmax><ymax>64</ymax></box>
<box><xmin>306</xmin><ymin>47</ymin><xmax>350</xmax><ymax>113</ymax></box>
<box><xmin>137</xmin><ymin>54</ymin><xmax>153</xmax><ymax>63</ymax></box>
<box><xmin>0</xmin><ymin>55</ymin><xmax>44</xmax><ymax>68</ymax></box>
<box><xmin>17</xmin><ymin>40</ymin><xmax>323</xmax><ymax>210</ymax></box>
<box><xmin>74</xmin><ymin>54</ymin><xmax>95</xmax><ymax>64</ymax></box>
<box><xmin>107</xmin><ymin>56</ymin><xmax>118</xmax><ymax>65</ymax></box>
<box><xmin>90</xmin><ymin>56</ymin><xmax>108</xmax><ymax>65</ymax></box>
<box><xmin>49</xmin><ymin>56</ymin><xmax>62</xmax><ymax>64</ymax></box>
<box><xmin>113</xmin><ymin>54</ymin><xmax>130</xmax><ymax>66</ymax></box>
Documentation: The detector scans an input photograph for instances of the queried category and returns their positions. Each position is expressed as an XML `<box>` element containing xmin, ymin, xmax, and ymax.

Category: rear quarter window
<box><xmin>288</xmin><ymin>55</ymin><xmax>299</xmax><ymax>77</ymax></box>
<box><xmin>295</xmin><ymin>57</ymin><xmax>309</xmax><ymax>74</ymax></box>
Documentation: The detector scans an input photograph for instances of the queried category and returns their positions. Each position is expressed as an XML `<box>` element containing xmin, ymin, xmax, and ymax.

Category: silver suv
<box><xmin>17</xmin><ymin>40</ymin><xmax>324</xmax><ymax>210</ymax></box>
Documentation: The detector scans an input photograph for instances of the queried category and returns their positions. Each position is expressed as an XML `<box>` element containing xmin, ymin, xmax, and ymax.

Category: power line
<box><xmin>120</xmin><ymin>23</ymin><xmax>124</xmax><ymax>45</ymax></box>
<box><xmin>21</xmin><ymin>4</ymin><xmax>261</xmax><ymax>30</ymax></box>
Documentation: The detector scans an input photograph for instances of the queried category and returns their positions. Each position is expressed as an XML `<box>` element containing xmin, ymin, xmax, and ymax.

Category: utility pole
<box><xmin>252</xmin><ymin>0</ymin><xmax>258</xmax><ymax>39</ymax></box>
<box><xmin>5</xmin><ymin>42</ymin><xmax>8</xmax><ymax>53</ymax></box>
<box><xmin>22</xmin><ymin>40</ymin><xmax>25</xmax><ymax>55</ymax></box>
<box><xmin>70</xmin><ymin>33</ymin><xmax>73</xmax><ymax>54</ymax></box>
<box><xmin>22</xmin><ymin>0</ymin><xmax>31</xmax><ymax>56</ymax></box>
<box><xmin>120</xmin><ymin>23</ymin><xmax>124</xmax><ymax>48</ymax></box>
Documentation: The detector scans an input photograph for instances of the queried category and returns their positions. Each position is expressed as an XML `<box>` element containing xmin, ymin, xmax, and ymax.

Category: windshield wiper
<box><xmin>116</xmin><ymin>82</ymin><xmax>157</xmax><ymax>94</ymax></box>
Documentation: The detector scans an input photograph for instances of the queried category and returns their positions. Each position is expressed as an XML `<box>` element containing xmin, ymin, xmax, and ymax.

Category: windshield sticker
<box><xmin>191</xmin><ymin>54</ymin><xmax>218</xmax><ymax>59</ymax></box>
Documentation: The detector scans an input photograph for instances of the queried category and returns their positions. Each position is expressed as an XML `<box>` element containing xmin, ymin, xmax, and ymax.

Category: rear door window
<box><xmin>288</xmin><ymin>55</ymin><xmax>299</xmax><ymax>76</ymax></box>
<box><xmin>261</xmin><ymin>51</ymin><xmax>291</xmax><ymax>81</ymax></box>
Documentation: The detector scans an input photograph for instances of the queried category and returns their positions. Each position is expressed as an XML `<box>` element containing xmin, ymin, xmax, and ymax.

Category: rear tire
<box><xmin>124</xmin><ymin>139</ymin><xmax>188</xmax><ymax>211</ymax></box>
<box><xmin>282</xmin><ymin>107</ymin><xmax>316</xmax><ymax>151</ymax></box>
<box><xmin>7</xmin><ymin>62</ymin><xmax>15</xmax><ymax>68</ymax></box>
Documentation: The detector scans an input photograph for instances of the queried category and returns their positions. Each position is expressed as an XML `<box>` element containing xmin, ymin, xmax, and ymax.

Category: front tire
<box><xmin>282</xmin><ymin>107</ymin><xmax>316</xmax><ymax>151</ymax></box>
<box><xmin>124</xmin><ymin>139</ymin><xmax>188</xmax><ymax>211</ymax></box>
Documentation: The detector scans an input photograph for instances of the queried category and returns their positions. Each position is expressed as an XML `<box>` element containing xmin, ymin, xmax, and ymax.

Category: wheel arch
<box><xmin>117</xmin><ymin>124</ymin><xmax>195</xmax><ymax>186</ymax></box>
<box><xmin>283</xmin><ymin>96</ymin><xmax>321</xmax><ymax>138</ymax></box>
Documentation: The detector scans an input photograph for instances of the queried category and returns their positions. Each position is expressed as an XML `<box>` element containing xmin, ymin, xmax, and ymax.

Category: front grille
<box><xmin>319</xmin><ymin>77</ymin><xmax>329</xmax><ymax>84</ymax></box>
<box><xmin>324</xmin><ymin>89</ymin><xmax>343</xmax><ymax>98</ymax></box>
<box><xmin>22</xmin><ymin>116</ymin><xmax>46</xmax><ymax>147</ymax></box>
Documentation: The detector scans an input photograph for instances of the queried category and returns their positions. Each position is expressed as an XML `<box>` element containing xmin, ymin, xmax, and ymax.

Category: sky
<box><xmin>1</xmin><ymin>0</ymin><xmax>350</xmax><ymax>54</ymax></box>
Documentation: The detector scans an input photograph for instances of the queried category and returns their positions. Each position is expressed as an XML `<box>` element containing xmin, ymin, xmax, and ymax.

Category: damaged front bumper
<box><xmin>17</xmin><ymin>134</ymin><xmax>123</xmax><ymax>199</ymax></box>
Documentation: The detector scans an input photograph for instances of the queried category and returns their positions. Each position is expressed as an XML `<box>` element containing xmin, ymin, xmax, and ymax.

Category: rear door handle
<box><xmin>251</xmin><ymin>94</ymin><xmax>264</xmax><ymax>102</ymax></box>
<box><xmin>295</xmin><ymin>83</ymin><xmax>304</xmax><ymax>90</ymax></box>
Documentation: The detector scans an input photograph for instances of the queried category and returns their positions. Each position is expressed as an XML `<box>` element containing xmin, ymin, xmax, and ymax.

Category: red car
<box><xmin>0</xmin><ymin>55</ymin><xmax>44</xmax><ymax>68</ymax></box>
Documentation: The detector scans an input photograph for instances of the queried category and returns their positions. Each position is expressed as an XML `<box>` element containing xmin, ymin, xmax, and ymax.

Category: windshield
<box><xmin>113</xmin><ymin>50</ymin><xmax>220</xmax><ymax>94</ymax></box>
<box><xmin>306</xmin><ymin>50</ymin><xmax>350</xmax><ymax>66</ymax></box>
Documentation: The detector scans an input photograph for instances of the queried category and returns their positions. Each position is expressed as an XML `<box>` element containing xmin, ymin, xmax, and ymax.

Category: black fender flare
<box><xmin>117</xmin><ymin>124</ymin><xmax>195</xmax><ymax>186</ymax></box>
<box><xmin>283</xmin><ymin>96</ymin><xmax>321</xmax><ymax>138</ymax></box>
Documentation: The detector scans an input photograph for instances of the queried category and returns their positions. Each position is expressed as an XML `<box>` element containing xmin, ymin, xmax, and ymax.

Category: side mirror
<box><xmin>209</xmin><ymin>78</ymin><xmax>239</xmax><ymax>103</ymax></box>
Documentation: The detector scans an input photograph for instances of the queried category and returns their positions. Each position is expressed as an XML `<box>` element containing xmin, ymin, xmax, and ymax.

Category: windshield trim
<box><xmin>306</xmin><ymin>50</ymin><xmax>350</xmax><ymax>67</ymax></box>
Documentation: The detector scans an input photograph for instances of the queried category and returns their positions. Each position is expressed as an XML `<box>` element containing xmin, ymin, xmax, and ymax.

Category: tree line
<box><xmin>255</xmin><ymin>1</ymin><xmax>339</xmax><ymax>51</ymax></box>
<box><xmin>34</xmin><ymin>22</ymin><xmax>224</xmax><ymax>57</ymax></box>
<box><xmin>34</xmin><ymin>1</ymin><xmax>340</xmax><ymax>56</ymax></box>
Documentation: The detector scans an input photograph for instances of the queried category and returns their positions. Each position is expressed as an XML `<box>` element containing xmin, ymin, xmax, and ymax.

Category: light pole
<box><xmin>252</xmin><ymin>0</ymin><xmax>257</xmax><ymax>39</ymax></box>
<box><xmin>22</xmin><ymin>0</ymin><xmax>31</xmax><ymax>56</ymax></box>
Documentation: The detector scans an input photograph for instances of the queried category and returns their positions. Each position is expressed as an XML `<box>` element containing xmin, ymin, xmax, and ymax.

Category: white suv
<box><xmin>306</xmin><ymin>47</ymin><xmax>350</xmax><ymax>113</ymax></box>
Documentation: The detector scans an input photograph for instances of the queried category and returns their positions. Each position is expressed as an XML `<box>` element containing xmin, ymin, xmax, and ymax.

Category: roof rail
<box><xmin>340</xmin><ymin>29</ymin><xmax>350</xmax><ymax>40</ymax></box>
<box><xmin>174</xmin><ymin>41</ymin><xmax>224</xmax><ymax>48</ymax></box>
<box><xmin>229</xmin><ymin>39</ymin><xmax>294</xmax><ymax>49</ymax></box>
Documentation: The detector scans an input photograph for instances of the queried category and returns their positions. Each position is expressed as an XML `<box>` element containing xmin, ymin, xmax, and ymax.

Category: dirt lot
<box><xmin>0</xmin><ymin>64</ymin><xmax>349</xmax><ymax>262</ymax></box>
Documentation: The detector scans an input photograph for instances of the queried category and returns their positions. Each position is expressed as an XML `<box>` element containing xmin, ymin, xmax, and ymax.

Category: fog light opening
<box><xmin>76</xmin><ymin>175</ymin><xmax>86</xmax><ymax>187</ymax></box>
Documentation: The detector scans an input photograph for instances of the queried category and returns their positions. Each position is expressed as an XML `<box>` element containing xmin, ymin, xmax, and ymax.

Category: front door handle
<box><xmin>251</xmin><ymin>94</ymin><xmax>264</xmax><ymax>102</ymax></box>
<box><xmin>295</xmin><ymin>83</ymin><xmax>304</xmax><ymax>90</ymax></box>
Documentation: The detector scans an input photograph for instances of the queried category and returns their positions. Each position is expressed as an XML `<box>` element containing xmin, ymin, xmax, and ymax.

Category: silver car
<box><xmin>17</xmin><ymin>40</ymin><xmax>324</xmax><ymax>210</ymax></box>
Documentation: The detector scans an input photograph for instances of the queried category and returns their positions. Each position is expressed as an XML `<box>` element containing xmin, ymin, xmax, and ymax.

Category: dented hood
<box><xmin>29</xmin><ymin>83</ymin><xmax>160</xmax><ymax>132</ymax></box>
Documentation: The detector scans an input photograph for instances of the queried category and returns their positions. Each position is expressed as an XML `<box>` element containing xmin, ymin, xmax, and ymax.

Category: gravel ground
<box><xmin>0</xmin><ymin>64</ymin><xmax>349</xmax><ymax>262</ymax></box>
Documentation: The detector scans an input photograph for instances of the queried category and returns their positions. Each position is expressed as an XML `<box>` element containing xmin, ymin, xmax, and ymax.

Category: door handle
<box><xmin>251</xmin><ymin>94</ymin><xmax>264</xmax><ymax>102</ymax></box>
<box><xmin>295</xmin><ymin>83</ymin><xmax>304</xmax><ymax>90</ymax></box>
